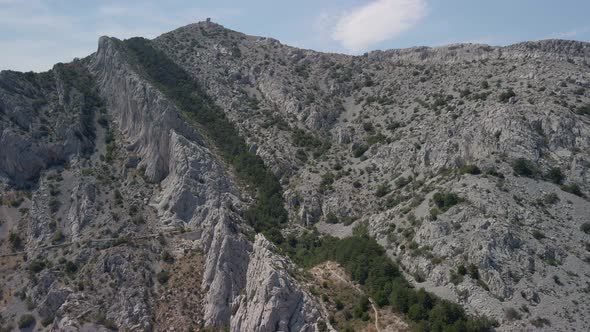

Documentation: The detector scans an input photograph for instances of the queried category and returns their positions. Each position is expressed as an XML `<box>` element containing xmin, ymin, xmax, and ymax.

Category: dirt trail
<box><xmin>324</xmin><ymin>263</ymin><xmax>381</xmax><ymax>332</ymax></box>
<box><xmin>0</xmin><ymin>229</ymin><xmax>201</xmax><ymax>258</ymax></box>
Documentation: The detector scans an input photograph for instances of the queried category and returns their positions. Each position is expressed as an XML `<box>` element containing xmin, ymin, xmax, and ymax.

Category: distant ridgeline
<box><xmin>119</xmin><ymin>37</ymin><xmax>496</xmax><ymax>332</ymax></box>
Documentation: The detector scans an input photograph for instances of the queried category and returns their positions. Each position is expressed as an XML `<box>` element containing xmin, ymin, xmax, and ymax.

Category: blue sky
<box><xmin>1</xmin><ymin>0</ymin><xmax>589</xmax><ymax>72</ymax></box>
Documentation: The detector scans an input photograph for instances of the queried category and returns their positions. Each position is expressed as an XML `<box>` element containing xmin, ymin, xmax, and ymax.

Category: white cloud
<box><xmin>548</xmin><ymin>26</ymin><xmax>590</xmax><ymax>39</ymax></box>
<box><xmin>332</xmin><ymin>0</ymin><xmax>427</xmax><ymax>52</ymax></box>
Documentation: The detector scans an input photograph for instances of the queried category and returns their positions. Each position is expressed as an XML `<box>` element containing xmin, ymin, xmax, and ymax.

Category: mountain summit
<box><xmin>0</xmin><ymin>21</ymin><xmax>589</xmax><ymax>331</ymax></box>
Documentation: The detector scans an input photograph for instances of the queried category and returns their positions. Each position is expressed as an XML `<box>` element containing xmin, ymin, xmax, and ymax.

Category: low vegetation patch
<box><xmin>575</xmin><ymin>103</ymin><xmax>590</xmax><ymax>116</ymax></box>
<box><xmin>561</xmin><ymin>183</ymin><xmax>584</xmax><ymax>197</ymax></box>
<box><xmin>511</xmin><ymin>158</ymin><xmax>538</xmax><ymax>178</ymax></box>
<box><xmin>544</xmin><ymin>167</ymin><xmax>564</xmax><ymax>184</ymax></box>
<box><xmin>459</xmin><ymin>164</ymin><xmax>481</xmax><ymax>175</ymax></box>
<box><xmin>325</xmin><ymin>212</ymin><xmax>339</xmax><ymax>224</ymax></box>
<box><xmin>375</xmin><ymin>184</ymin><xmax>391</xmax><ymax>197</ymax></box>
<box><xmin>498</xmin><ymin>89</ymin><xmax>516</xmax><ymax>103</ymax></box>
<box><xmin>8</xmin><ymin>231</ymin><xmax>23</xmax><ymax>250</ymax></box>
<box><xmin>432</xmin><ymin>192</ymin><xmax>463</xmax><ymax>212</ymax></box>
<box><xmin>292</xmin><ymin>128</ymin><xmax>331</xmax><ymax>158</ymax></box>
<box><xmin>530</xmin><ymin>317</ymin><xmax>551</xmax><ymax>328</ymax></box>
<box><xmin>156</xmin><ymin>270</ymin><xmax>170</xmax><ymax>284</ymax></box>
<box><xmin>18</xmin><ymin>314</ymin><xmax>35</xmax><ymax>329</ymax></box>
<box><xmin>282</xmin><ymin>230</ymin><xmax>496</xmax><ymax>331</ymax></box>
<box><xmin>352</xmin><ymin>144</ymin><xmax>369</xmax><ymax>158</ymax></box>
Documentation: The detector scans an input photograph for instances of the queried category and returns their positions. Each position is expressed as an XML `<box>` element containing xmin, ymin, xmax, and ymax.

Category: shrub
<box><xmin>156</xmin><ymin>270</ymin><xmax>170</xmax><ymax>284</ymax></box>
<box><xmin>532</xmin><ymin>230</ymin><xmax>546</xmax><ymax>240</ymax></box>
<box><xmin>8</xmin><ymin>232</ymin><xmax>23</xmax><ymax>250</ymax></box>
<box><xmin>41</xmin><ymin>315</ymin><xmax>55</xmax><ymax>327</ymax></box>
<box><xmin>161</xmin><ymin>251</ymin><xmax>174</xmax><ymax>263</ymax></box>
<box><xmin>457</xmin><ymin>265</ymin><xmax>467</xmax><ymax>276</ymax></box>
<box><xmin>295</xmin><ymin>149</ymin><xmax>308</xmax><ymax>162</ymax></box>
<box><xmin>335</xmin><ymin>298</ymin><xmax>344</xmax><ymax>310</ymax></box>
<box><xmin>450</xmin><ymin>271</ymin><xmax>463</xmax><ymax>285</ymax></box>
<box><xmin>575</xmin><ymin>104</ymin><xmax>590</xmax><ymax>116</ymax></box>
<box><xmin>25</xmin><ymin>297</ymin><xmax>36</xmax><ymax>310</ymax></box>
<box><xmin>48</xmin><ymin>197</ymin><xmax>60</xmax><ymax>213</ymax></box>
<box><xmin>97</xmin><ymin>115</ymin><xmax>109</xmax><ymax>128</ymax></box>
<box><xmin>64</xmin><ymin>261</ymin><xmax>78</xmax><ymax>275</ymax></box>
<box><xmin>432</xmin><ymin>192</ymin><xmax>462</xmax><ymax>212</ymax></box>
<box><xmin>352</xmin><ymin>144</ymin><xmax>369</xmax><ymax>158</ymax></box>
<box><xmin>545</xmin><ymin>167</ymin><xmax>564</xmax><ymax>184</ymax></box>
<box><xmin>408</xmin><ymin>303</ymin><xmax>428</xmax><ymax>321</ymax></box>
<box><xmin>18</xmin><ymin>314</ymin><xmax>35</xmax><ymax>329</ymax></box>
<box><xmin>375</xmin><ymin>184</ymin><xmax>390</xmax><ymax>197</ymax></box>
<box><xmin>292</xmin><ymin>129</ymin><xmax>322</xmax><ymax>150</ymax></box>
<box><xmin>505</xmin><ymin>307</ymin><xmax>522</xmax><ymax>321</ymax></box>
<box><xmin>429</xmin><ymin>208</ymin><xmax>440</xmax><ymax>220</ymax></box>
<box><xmin>353</xmin><ymin>296</ymin><xmax>370</xmax><ymax>318</ymax></box>
<box><xmin>386</xmin><ymin>121</ymin><xmax>401</xmax><ymax>131</ymax></box>
<box><xmin>10</xmin><ymin>196</ymin><xmax>24</xmax><ymax>207</ymax></box>
<box><xmin>320</xmin><ymin>172</ymin><xmax>335</xmax><ymax>190</ymax></box>
<box><xmin>530</xmin><ymin>317</ymin><xmax>551</xmax><ymax>327</ymax></box>
<box><xmin>325</xmin><ymin>212</ymin><xmax>339</xmax><ymax>224</ymax></box>
<box><xmin>28</xmin><ymin>259</ymin><xmax>47</xmax><ymax>273</ymax></box>
<box><xmin>395</xmin><ymin>176</ymin><xmax>411</xmax><ymax>188</ymax></box>
<box><xmin>49</xmin><ymin>185</ymin><xmax>60</xmax><ymax>196</ymax></box>
<box><xmin>467</xmin><ymin>264</ymin><xmax>479</xmax><ymax>280</ymax></box>
<box><xmin>542</xmin><ymin>192</ymin><xmax>559</xmax><ymax>205</ymax></box>
<box><xmin>367</xmin><ymin>132</ymin><xmax>386</xmax><ymax>146</ymax></box>
<box><xmin>459</xmin><ymin>164</ymin><xmax>481</xmax><ymax>175</ymax></box>
<box><xmin>51</xmin><ymin>230</ymin><xmax>64</xmax><ymax>244</ymax></box>
<box><xmin>511</xmin><ymin>158</ymin><xmax>538</xmax><ymax>177</ymax></box>
<box><xmin>362</xmin><ymin>122</ymin><xmax>374</xmax><ymax>132</ymax></box>
<box><xmin>499</xmin><ymin>89</ymin><xmax>516</xmax><ymax>102</ymax></box>
<box><xmin>41</xmin><ymin>316</ymin><xmax>55</xmax><ymax>327</ymax></box>
<box><xmin>581</xmin><ymin>222</ymin><xmax>590</xmax><ymax>234</ymax></box>
<box><xmin>561</xmin><ymin>183</ymin><xmax>583</xmax><ymax>197</ymax></box>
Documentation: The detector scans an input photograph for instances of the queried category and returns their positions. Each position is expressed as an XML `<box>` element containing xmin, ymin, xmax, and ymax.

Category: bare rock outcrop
<box><xmin>231</xmin><ymin>234</ymin><xmax>321</xmax><ymax>332</ymax></box>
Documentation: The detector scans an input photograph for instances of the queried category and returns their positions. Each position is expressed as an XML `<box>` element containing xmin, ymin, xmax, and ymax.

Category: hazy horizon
<box><xmin>1</xmin><ymin>0</ymin><xmax>589</xmax><ymax>72</ymax></box>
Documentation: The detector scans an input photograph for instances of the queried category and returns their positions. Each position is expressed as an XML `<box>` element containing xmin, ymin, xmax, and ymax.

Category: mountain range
<box><xmin>0</xmin><ymin>20</ymin><xmax>589</xmax><ymax>331</ymax></box>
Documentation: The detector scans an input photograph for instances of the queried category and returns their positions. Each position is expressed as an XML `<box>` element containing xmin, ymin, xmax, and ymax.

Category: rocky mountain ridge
<box><xmin>0</xmin><ymin>20</ymin><xmax>589</xmax><ymax>331</ymax></box>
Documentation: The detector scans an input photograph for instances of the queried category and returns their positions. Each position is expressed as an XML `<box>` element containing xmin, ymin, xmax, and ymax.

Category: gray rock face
<box><xmin>66</xmin><ymin>182</ymin><xmax>96</xmax><ymax>240</ymax></box>
<box><xmin>231</xmin><ymin>235</ymin><xmax>320</xmax><ymax>332</ymax></box>
<box><xmin>89</xmin><ymin>36</ymin><xmax>201</xmax><ymax>183</ymax></box>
